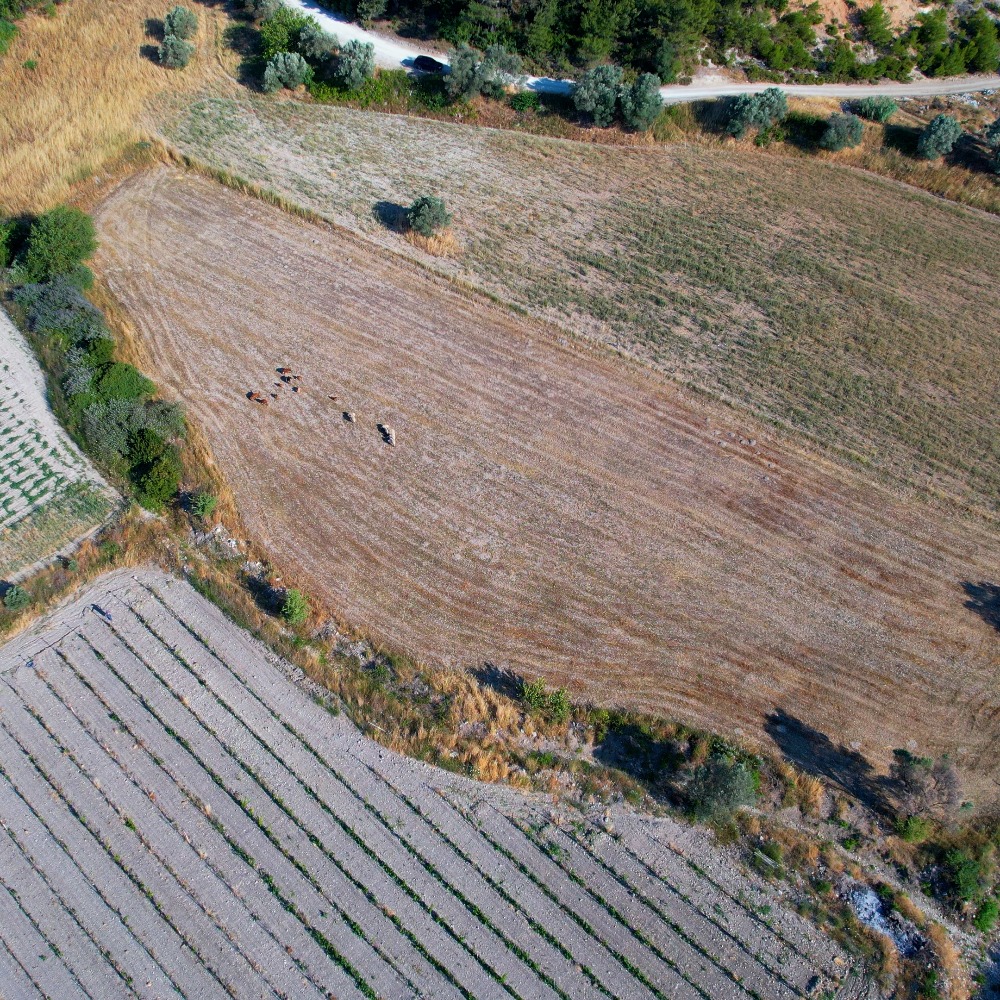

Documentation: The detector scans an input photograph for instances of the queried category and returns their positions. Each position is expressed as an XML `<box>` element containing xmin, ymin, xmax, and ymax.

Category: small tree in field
<box><xmin>727</xmin><ymin>87</ymin><xmax>787</xmax><ymax>138</ymax></box>
<box><xmin>281</xmin><ymin>588</ymin><xmax>309</xmax><ymax>625</ymax></box>
<box><xmin>190</xmin><ymin>490</ymin><xmax>218</xmax><ymax>519</ymax></box>
<box><xmin>159</xmin><ymin>32</ymin><xmax>194</xmax><ymax>68</ymax></box>
<box><xmin>2</xmin><ymin>586</ymin><xmax>31</xmax><ymax>612</ymax></box>
<box><xmin>820</xmin><ymin>112</ymin><xmax>864</xmax><ymax>151</ymax></box>
<box><xmin>573</xmin><ymin>64</ymin><xmax>623</xmax><ymax>127</ymax></box>
<box><xmin>619</xmin><ymin>72</ymin><xmax>662</xmax><ymax>131</ymax></box>
<box><xmin>335</xmin><ymin>38</ymin><xmax>375</xmax><ymax>90</ymax></box>
<box><xmin>164</xmin><ymin>5</ymin><xmax>197</xmax><ymax>40</ymax></box>
<box><xmin>686</xmin><ymin>758</ymin><xmax>758</xmax><ymax>820</ymax></box>
<box><xmin>917</xmin><ymin>114</ymin><xmax>962</xmax><ymax>159</ymax></box>
<box><xmin>407</xmin><ymin>195</ymin><xmax>451</xmax><ymax>236</ymax></box>
<box><xmin>856</xmin><ymin>95</ymin><xmax>897</xmax><ymax>122</ymax></box>
<box><xmin>23</xmin><ymin>206</ymin><xmax>97</xmax><ymax>283</ymax></box>
<box><xmin>985</xmin><ymin>116</ymin><xmax>1000</xmax><ymax>173</ymax></box>
<box><xmin>263</xmin><ymin>51</ymin><xmax>311</xmax><ymax>92</ymax></box>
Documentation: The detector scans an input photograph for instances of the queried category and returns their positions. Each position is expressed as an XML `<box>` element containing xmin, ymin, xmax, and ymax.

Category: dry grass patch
<box><xmin>93</xmin><ymin>167</ymin><xmax>1000</xmax><ymax>795</ymax></box>
<box><xmin>404</xmin><ymin>227</ymin><xmax>459</xmax><ymax>257</ymax></box>
<box><xmin>0</xmin><ymin>0</ymin><xmax>230</xmax><ymax>214</ymax></box>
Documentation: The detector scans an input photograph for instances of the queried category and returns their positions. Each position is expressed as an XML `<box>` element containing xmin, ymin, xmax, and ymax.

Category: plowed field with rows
<box><xmin>0</xmin><ymin>568</ymin><xmax>875</xmax><ymax>998</ymax></box>
<box><xmin>93</xmin><ymin>169</ymin><xmax>1000</xmax><ymax>793</ymax></box>
<box><xmin>0</xmin><ymin>309</ymin><xmax>111</xmax><ymax>580</ymax></box>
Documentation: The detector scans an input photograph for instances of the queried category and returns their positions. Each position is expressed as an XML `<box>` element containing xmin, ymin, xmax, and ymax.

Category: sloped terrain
<box><xmin>0</xmin><ymin>567</ymin><xmax>875</xmax><ymax>998</ymax></box>
<box><xmin>0</xmin><ymin>309</ymin><xmax>111</xmax><ymax>579</ymax></box>
<box><xmin>93</xmin><ymin>168</ymin><xmax>1000</xmax><ymax>792</ymax></box>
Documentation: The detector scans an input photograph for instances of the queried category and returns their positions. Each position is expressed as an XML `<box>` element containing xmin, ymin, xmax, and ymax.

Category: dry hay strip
<box><xmin>92</xmin><ymin>167</ymin><xmax>1000</xmax><ymax>791</ymax></box>
<box><xmin>0</xmin><ymin>567</ymin><xmax>869</xmax><ymax>998</ymax></box>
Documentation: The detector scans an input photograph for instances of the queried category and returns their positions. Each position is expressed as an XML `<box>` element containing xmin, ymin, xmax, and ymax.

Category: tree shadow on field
<box><xmin>593</xmin><ymin>724</ymin><xmax>685</xmax><ymax>784</ymax></box>
<box><xmin>883</xmin><ymin>123</ymin><xmax>920</xmax><ymax>156</ymax></box>
<box><xmin>470</xmin><ymin>663</ymin><xmax>523</xmax><ymax>700</ymax></box>
<box><xmin>765</xmin><ymin>709</ymin><xmax>886</xmax><ymax>812</ymax></box>
<box><xmin>963</xmin><ymin>581</ymin><xmax>1000</xmax><ymax>633</ymax></box>
<box><xmin>244</xmin><ymin>574</ymin><xmax>284</xmax><ymax>617</ymax></box>
<box><xmin>373</xmin><ymin>201</ymin><xmax>408</xmax><ymax>233</ymax></box>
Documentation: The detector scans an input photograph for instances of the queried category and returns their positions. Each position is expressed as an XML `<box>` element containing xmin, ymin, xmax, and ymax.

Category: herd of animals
<box><xmin>246</xmin><ymin>367</ymin><xmax>396</xmax><ymax>446</ymax></box>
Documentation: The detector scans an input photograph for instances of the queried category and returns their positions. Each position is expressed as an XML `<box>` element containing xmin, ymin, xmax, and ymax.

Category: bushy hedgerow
<box><xmin>726</xmin><ymin>87</ymin><xmax>787</xmax><ymax>138</ymax></box>
<box><xmin>2</xmin><ymin>585</ymin><xmax>32</xmax><ymax>612</ymax></box>
<box><xmin>445</xmin><ymin>42</ymin><xmax>523</xmax><ymax>101</ymax></box>
<box><xmin>5</xmin><ymin>211</ymin><xmax>186</xmax><ymax>511</ymax></box>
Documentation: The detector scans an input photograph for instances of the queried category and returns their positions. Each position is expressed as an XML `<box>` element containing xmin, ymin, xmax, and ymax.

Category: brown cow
<box><xmin>277</xmin><ymin>367</ymin><xmax>292</xmax><ymax>375</ymax></box>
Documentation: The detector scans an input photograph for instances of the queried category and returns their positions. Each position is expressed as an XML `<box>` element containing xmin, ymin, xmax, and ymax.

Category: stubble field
<box><xmin>94</xmin><ymin>168</ymin><xmax>999</xmax><ymax>790</ymax></box>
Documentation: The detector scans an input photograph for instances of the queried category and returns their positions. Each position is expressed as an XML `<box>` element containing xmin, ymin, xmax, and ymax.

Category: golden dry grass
<box><xmin>0</xmin><ymin>0</ymin><xmax>230</xmax><ymax>214</ymax></box>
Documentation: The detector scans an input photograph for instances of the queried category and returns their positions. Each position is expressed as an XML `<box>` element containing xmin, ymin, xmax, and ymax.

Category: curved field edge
<box><xmin>92</xmin><ymin>167</ymin><xmax>1000</xmax><ymax>792</ymax></box>
<box><xmin>161</xmin><ymin>95</ymin><xmax>1000</xmax><ymax>515</ymax></box>
<box><xmin>0</xmin><ymin>565</ymin><xmax>875</xmax><ymax>999</ymax></box>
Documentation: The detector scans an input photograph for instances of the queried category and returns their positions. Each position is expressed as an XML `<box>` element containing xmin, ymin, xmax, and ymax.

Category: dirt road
<box><xmin>283</xmin><ymin>0</ymin><xmax>1000</xmax><ymax>103</ymax></box>
<box><xmin>95</xmin><ymin>168</ymin><xmax>1000</xmax><ymax>795</ymax></box>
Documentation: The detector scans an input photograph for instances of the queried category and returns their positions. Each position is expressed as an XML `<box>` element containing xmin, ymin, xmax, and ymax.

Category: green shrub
<box><xmin>917</xmin><ymin>114</ymin><xmax>962</xmax><ymax>159</ymax></box>
<box><xmin>263</xmin><ymin>50</ymin><xmax>311</xmax><ymax>92</ymax></box>
<box><xmin>975</xmin><ymin>897</ymin><xmax>999</xmax><ymax>932</ymax></box>
<box><xmin>962</xmin><ymin>10</ymin><xmax>999</xmax><ymax>74</ymax></box>
<box><xmin>445</xmin><ymin>43</ymin><xmax>481</xmax><ymax>100</ymax></box>
<box><xmin>687</xmin><ymin>758</ymin><xmax>758</xmax><ymax>820</ymax></box>
<box><xmin>573</xmin><ymin>64</ymin><xmax>623</xmax><ymax>127</ymax></box>
<box><xmin>259</xmin><ymin>5</ymin><xmax>308</xmax><ymax>60</ymax></box>
<box><xmin>510</xmin><ymin>90</ymin><xmax>540</xmax><ymax>112</ymax></box>
<box><xmin>0</xmin><ymin>17</ymin><xmax>16</xmax><ymax>57</ymax></box>
<box><xmin>94</xmin><ymin>362</ymin><xmax>155</xmax><ymax>401</ymax></box>
<box><xmin>520</xmin><ymin>677</ymin><xmax>571</xmax><ymax>722</ymax></box>
<box><xmin>0</xmin><ymin>217</ymin><xmax>16</xmax><ymax>268</ymax></box>
<box><xmin>12</xmin><ymin>277</ymin><xmax>108</xmax><ymax>345</ymax></box>
<box><xmin>820</xmin><ymin>112</ymin><xmax>864</xmax><ymax>151</ymax></box>
<box><xmin>859</xmin><ymin>1</ymin><xmax>893</xmax><ymax>47</ymax></box>
<box><xmin>334</xmin><ymin>38</ymin><xmax>374</xmax><ymax>90</ymax></box>
<box><xmin>619</xmin><ymin>72</ymin><xmax>662</xmax><ymax>131</ymax></box>
<box><xmin>857</xmin><ymin>96</ymin><xmax>897</xmax><ymax>124</ymax></box>
<box><xmin>521</xmin><ymin>677</ymin><xmax>548</xmax><ymax>711</ymax></box>
<box><xmin>191</xmin><ymin>490</ymin><xmax>218</xmax><ymax>519</ymax></box>
<box><xmin>407</xmin><ymin>195</ymin><xmax>451</xmax><ymax>236</ymax></box>
<box><xmin>134</xmin><ymin>449</ymin><xmax>181</xmax><ymax>511</ymax></box>
<box><xmin>726</xmin><ymin>87</ymin><xmax>787</xmax><ymax>138</ymax></box>
<box><xmin>163</xmin><ymin>4</ymin><xmax>197</xmax><ymax>40</ymax></box>
<box><xmin>986</xmin><ymin>116</ymin><xmax>1000</xmax><ymax>174</ymax></box>
<box><xmin>158</xmin><ymin>33</ymin><xmax>194</xmax><ymax>69</ymax></box>
<box><xmin>945</xmin><ymin>849</ymin><xmax>983</xmax><ymax>902</ymax></box>
<box><xmin>2</xmin><ymin>585</ymin><xmax>31</xmax><ymax>612</ymax></box>
<box><xmin>241</xmin><ymin>0</ymin><xmax>279</xmax><ymax>20</ymax></box>
<box><xmin>445</xmin><ymin>43</ymin><xmax>522</xmax><ymax>101</ymax></box>
<box><xmin>895</xmin><ymin>814</ymin><xmax>931</xmax><ymax>843</ymax></box>
<box><xmin>23</xmin><ymin>206</ymin><xmax>97</xmax><ymax>283</ymax></box>
<box><xmin>298</xmin><ymin>18</ymin><xmax>337</xmax><ymax>61</ymax></box>
<box><xmin>281</xmin><ymin>588</ymin><xmax>309</xmax><ymax>625</ymax></box>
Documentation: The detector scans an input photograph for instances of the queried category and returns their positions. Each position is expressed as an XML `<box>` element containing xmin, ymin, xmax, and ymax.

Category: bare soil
<box><xmin>93</xmin><ymin>168</ymin><xmax>999</xmax><ymax>794</ymax></box>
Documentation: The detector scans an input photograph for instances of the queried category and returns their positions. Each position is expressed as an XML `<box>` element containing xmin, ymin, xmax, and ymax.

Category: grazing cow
<box><xmin>277</xmin><ymin>367</ymin><xmax>292</xmax><ymax>374</ymax></box>
<box><xmin>377</xmin><ymin>423</ymin><xmax>396</xmax><ymax>446</ymax></box>
<box><xmin>292</xmin><ymin>386</ymin><xmax>301</xmax><ymax>393</ymax></box>
<box><xmin>344</xmin><ymin>411</ymin><xmax>356</xmax><ymax>423</ymax></box>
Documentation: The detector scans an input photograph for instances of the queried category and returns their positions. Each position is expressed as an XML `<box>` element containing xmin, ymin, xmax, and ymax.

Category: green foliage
<box><xmin>163</xmin><ymin>5</ymin><xmax>197</xmax><ymax>40</ymax></box>
<box><xmin>281</xmin><ymin>588</ymin><xmax>309</xmax><ymax>625</ymax></box>
<box><xmin>895</xmin><ymin>814</ymin><xmax>931</xmax><ymax>843</ymax></box>
<box><xmin>407</xmin><ymin>195</ymin><xmax>452</xmax><ymax>236</ymax></box>
<box><xmin>259</xmin><ymin>5</ymin><xmax>309</xmax><ymax>61</ymax></box>
<box><xmin>263</xmin><ymin>50</ymin><xmax>312</xmax><ymax>92</ymax></box>
<box><xmin>686</xmin><ymin>757</ymin><xmax>758</xmax><ymax>819</ymax></box>
<box><xmin>241</xmin><ymin>0</ymin><xmax>279</xmax><ymax>21</ymax></box>
<box><xmin>13</xmin><ymin>276</ymin><xmax>109</xmax><ymax>346</ymax></box>
<box><xmin>0</xmin><ymin>16</ymin><xmax>15</xmax><ymax>56</ymax></box>
<box><xmin>94</xmin><ymin>362</ymin><xmax>156</xmax><ymax>402</ymax></box>
<box><xmin>445</xmin><ymin>43</ymin><xmax>523</xmax><ymax>101</ymax></box>
<box><xmin>726</xmin><ymin>86</ymin><xmax>787</xmax><ymax>139</ymax></box>
<box><xmin>619</xmin><ymin>72</ymin><xmax>662</xmax><ymax>131</ymax></box>
<box><xmin>22</xmin><ymin>206</ymin><xmax>97</xmax><ymax>284</ymax></box>
<box><xmin>945</xmin><ymin>849</ymin><xmax>983</xmax><ymax>903</ymax></box>
<box><xmin>917</xmin><ymin>114</ymin><xmax>962</xmax><ymax>160</ymax></box>
<box><xmin>134</xmin><ymin>449</ymin><xmax>181</xmax><ymax>512</ymax></box>
<box><xmin>2</xmin><ymin>585</ymin><xmax>31</xmax><ymax>611</ymax></box>
<box><xmin>191</xmin><ymin>490</ymin><xmax>218</xmax><ymax>519</ymax></box>
<box><xmin>159</xmin><ymin>32</ymin><xmax>194</xmax><ymax>69</ymax></box>
<box><xmin>962</xmin><ymin>10</ymin><xmax>1000</xmax><ymax>74</ymax></box>
<box><xmin>573</xmin><ymin>63</ymin><xmax>623</xmax><ymax>127</ymax></box>
<box><xmin>986</xmin><ymin>116</ymin><xmax>1000</xmax><ymax>174</ymax></box>
<box><xmin>520</xmin><ymin>677</ymin><xmax>571</xmax><ymax>723</ymax></box>
<box><xmin>974</xmin><ymin>897</ymin><xmax>999</xmax><ymax>933</ymax></box>
<box><xmin>510</xmin><ymin>90</ymin><xmax>540</xmax><ymax>112</ymax></box>
<box><xmin>855</xmin><ymin>95</ymin><xmax>896</xmax><ymax>123</ymax></box>
<box><xmin>859</xmin><ymin>2</ymin><xmax>893</xmax><ymax>48</ymax></box>
<box><xmin>446</xmin><ymin>43</ymin><xmax>480</xmax><ymax>100</ymax></box>
<box><xmin>334</xmin><ymin>38</ymin><xmax>375</xmax><ymax>90</ymax></box>
<box><xmin>820</xmin><ymin>111</ymin><xmax>863</xmax><ymax>151</ymax></box>
<box><xmin>298</xmin><ymin>18</ymin><xmax>337</xmax><ymax>61</ymax></box>
<box><xmin>0</xmin><ymin>217</ymin><xmax>16</xmax><ymax>268</ymax></box>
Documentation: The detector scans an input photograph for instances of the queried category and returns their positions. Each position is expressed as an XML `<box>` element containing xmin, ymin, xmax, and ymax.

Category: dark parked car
<box><xmin>412</xmin><ymin>55</ymin><xmax>446</xmax><ymax>74</ymax></box>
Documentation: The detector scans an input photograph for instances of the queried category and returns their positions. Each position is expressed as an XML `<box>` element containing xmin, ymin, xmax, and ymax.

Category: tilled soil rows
<box><xmin>0</xmin><ymin>567</ymin><xmax>873</xmax><ymax>998</ymax></box>
<box><xmin>92</xmin><ymin>168</ymin><xmax>1000</xmax><ymax>789</ymax></box>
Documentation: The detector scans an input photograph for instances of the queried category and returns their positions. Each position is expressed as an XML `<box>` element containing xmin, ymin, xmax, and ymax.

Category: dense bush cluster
<box><xmin>445</xmin><ymin>42</ymin><xmax>524</xmax><ymax>100</ymax></box>
<box><xmin>725</xmin><ymin>86</ymin><xmax>787</xmax><ymax>139</ymax></box>
<box><xmin>571</xmin><ymin>63</ymin><xmax>662</xmax><ymax>130</ymax></box>
<box><xmin>316</xmin><ymin>0</ymin><xmax>998</xmax><ymax>82</ymax></box>
<box><xmin>159</xmin><ymin>4</ymin><xmax>197</xmax><ymax>69</ymax></box>
<box><xmin>3</xmin><ymin>207</ymin><xmax>186</xmax><ymax>512</ymax></box>
<box><xmin>819</xmin><ymin>111</ymin><xmax>864</xmax><ymax>151</ymax></box>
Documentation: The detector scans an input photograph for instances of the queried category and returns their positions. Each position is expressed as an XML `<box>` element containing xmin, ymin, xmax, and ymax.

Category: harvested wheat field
<box><xmin>95</xmin><ymin>168</ymin><xmax>999</xmax><ymax>793</ymax></box>
<box><xmin>0</xmin><ymin>567</ymin><xmax>875</xmax><ymax>999</ymax></box>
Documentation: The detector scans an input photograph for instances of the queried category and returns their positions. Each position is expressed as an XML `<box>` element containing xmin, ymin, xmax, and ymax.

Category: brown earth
<box><xmin>94</xmin><ymin>168</ymin><xmax>1000</xmax><ymax>793</ymax></box>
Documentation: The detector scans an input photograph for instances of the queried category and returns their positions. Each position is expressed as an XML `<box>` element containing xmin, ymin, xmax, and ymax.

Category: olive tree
<box><xmin>263</xmin><ymin>51</ymin><xmax>311</xmax><ymax>92</ymax></box>
<box><xmin>820</xmin><ymin>112</ymin><xmax>864</xmax><ymax>151</ymax></box>
<box><xmin>445</xmin><ymin>43</ymin><xmax>523</xmax><ymax>101</ymax></box>
<box><xmin>159</xmin><ymin>32</ymin><xmax>194</xmax><ymax>68</ymax></box>
<box><xmin>726</xmin><ymin>87</ymin><xmax>787</xmax><ymax>138</ymax></box>
<box><xmin>242</xmin><ymin>0</ymin><xmax>280</xmax><ymax>21</ymax></box>
<box><xmin>298</xmin><ymin>19</ymin><xmax>338</xmax><ymax>61</ymax></box>
<box><xmin>686</xmin><ymin>758</ymin><xmax>758</xmax><ymax>820</ymax></box>
<box><xmin>917</xmin><ymin>114</ymin><xmax>962</xmax><ymax>159</ymax></box>
<box><xmin>620</xmin><ymin>72</ymin><xmax>662</xmax><ymax>131</ymax></box>
<box><xmin>407</xmin><ymin>195</ymin><xmax>452</xmax><ymax>236</ymax></box>
<box><xmin>985</xmin><ymin>115</ymin><xmax>1000</xmax><ymax>173</ymax></box>
<box><xmin>573</xmin><ymin>64</ymin><xmax>623</xmax><ymax>127</ymax></box>
<box><xmin>163</xmin><ymin>5</ymin><xmax>197</xmax><ymax>40</ymax></box>
<box><xmin>335</xmin><ymin>38</ymin><xmax>375</xmax><ymax>90</ymax></box>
